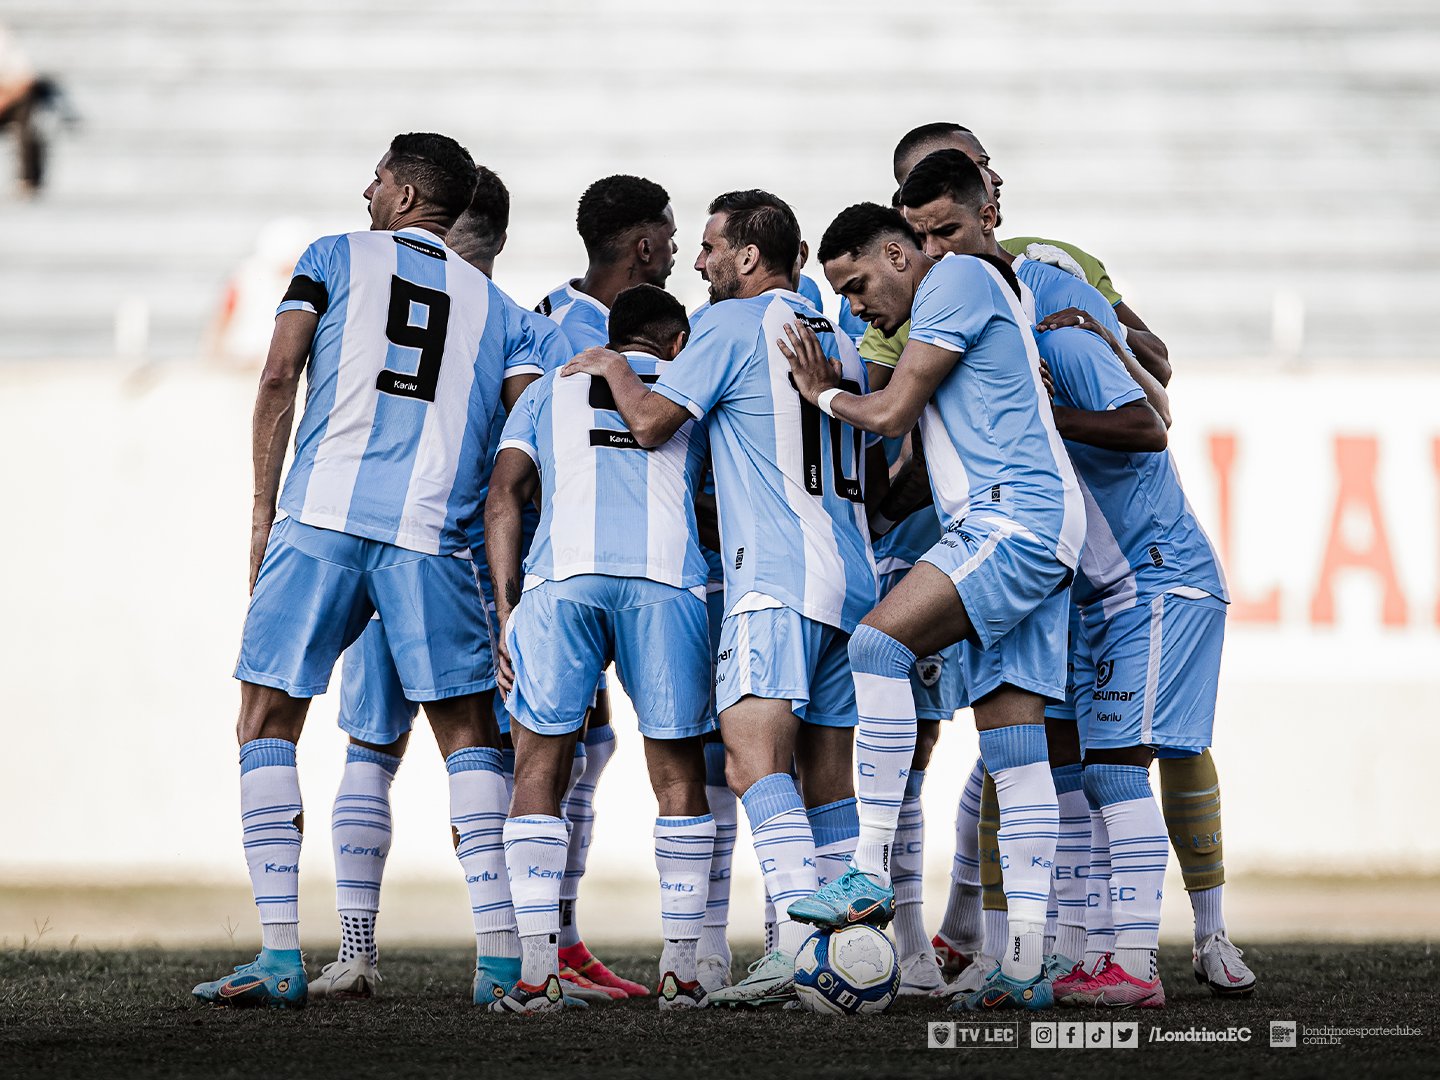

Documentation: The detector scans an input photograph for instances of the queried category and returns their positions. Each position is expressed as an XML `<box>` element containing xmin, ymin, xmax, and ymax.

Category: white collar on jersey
<box><xmin>620</xmin><ymin>350</ymin><xmax>664</xmax><ymax>363</ymax></box>
<box><xmin>762</xmin><ymin>287</ymin><xmax>812</xmax><ymax>307</ymax></box>
<box><xmin>563</xmin><ymin>281</ymin><xmax>610</xmax><ymax>315</ymax></box>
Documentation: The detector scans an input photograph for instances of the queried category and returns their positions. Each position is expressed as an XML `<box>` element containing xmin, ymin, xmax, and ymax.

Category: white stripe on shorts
<box><xmin>1141</xmin><ymin>593</ymin><xmax>1164</xmax><ymax>746</ymax></box>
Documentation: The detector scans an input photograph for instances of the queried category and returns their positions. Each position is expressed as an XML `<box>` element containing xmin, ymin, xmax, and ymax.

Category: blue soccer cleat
<box><xmin>787</xmin><ymin>867</ymin><xmax>895</xmax><ymax>930</ymax></box>
<box><xmin>193</xmin><ymin>950</ymin><xmax>308</xmax><ymax>1009</ymax></box>
<box><xmin>952</xmin><ymin>966</ymin><xmax>1055</xmax><ymax>1012</ymax></box>
<box><xmin>472</xmin><ymin>955</ymin><xmax>522</xmax><ymax>1005</ymax></box>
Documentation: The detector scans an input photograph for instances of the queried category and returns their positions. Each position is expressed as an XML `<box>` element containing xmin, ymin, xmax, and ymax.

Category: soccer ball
<box><xmin>792</xmin><ymin>925</ymin><xmax>900</xmax><ymax>1015</ymax></box>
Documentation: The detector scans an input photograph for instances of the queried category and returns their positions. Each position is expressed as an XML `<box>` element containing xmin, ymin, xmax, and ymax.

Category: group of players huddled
<box><xmin>193</xmin><ymin>121</ymin><xmax>1257</xmax><ymax>1014</ymax></box>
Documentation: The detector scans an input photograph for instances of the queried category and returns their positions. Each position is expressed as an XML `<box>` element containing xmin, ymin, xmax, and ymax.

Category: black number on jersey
<box><xmin>790</xmin><ymin>374</ymin><xmax>864</xmax><ymax>502</ymax></box>
<box><xmin>377</xmin><ymin>275</ymin><xmax>451</xmax><ymax>402</ymax></box>
<box><xmin>587</xmin><ymin>372</ymin><xmax>658</xmax><ymax>450</ymax></box>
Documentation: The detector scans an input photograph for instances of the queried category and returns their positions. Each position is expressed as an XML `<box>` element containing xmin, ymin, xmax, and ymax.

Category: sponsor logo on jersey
<box><xmin>1094</xmin><ymin>660</ymin><xmax>1114</xmax><ymax>689</ymax></box>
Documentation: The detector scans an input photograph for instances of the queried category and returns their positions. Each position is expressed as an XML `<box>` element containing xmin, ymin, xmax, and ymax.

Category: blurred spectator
<box><xmin>0</xmin><ymin>23</ymin><xmax>43</xmax><ymax>194</ymax></box>
<box><xmin>204</xmin><ymin>217</ymin><xmax>314</xmax><ymax>366</ymax></box>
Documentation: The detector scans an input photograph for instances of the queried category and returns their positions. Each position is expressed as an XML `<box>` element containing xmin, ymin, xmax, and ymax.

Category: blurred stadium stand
<box><xmin>0</xmin><ymin>0</ymin><xmax>1435</xmax><ymax>361</ymax></box>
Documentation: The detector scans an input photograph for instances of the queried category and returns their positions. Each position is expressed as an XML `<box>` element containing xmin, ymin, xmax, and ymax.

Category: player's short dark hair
<box><xmin>576</xmin><ymin>175</ymin><xmax>672</xmax><ymax>261</ymax></box>
<box><xmin>607</xmin><ymin>284</ymin><xmax>690</xmax><ymax>349</ymax></box>
<box><xmin>893</xmin><ymin>122</ymin><xmax>973</xmax><ymax>174</ymax></box>
<box><xmin>449</xmin><ymin>165</ymin><xmax>509</xmax><ymax>257</ymax></box>
<box><xmin>387</xmin><ymin>133</ymin><xmax>478</xmax><ymax>219</ymax></box>
<box><xmin>706</xmin><ymin>189</ymin><xmax>801</xmax><ymax>276</ymax></box>
<box><xmin>817</xmin><ymin>203</ymin><xmax>920</xmax><ymax>265</ymax></box>
<box><xmin>898</xmin><ymin>149</ymin><xmax>989</xmax><ymax>212</ymax></box>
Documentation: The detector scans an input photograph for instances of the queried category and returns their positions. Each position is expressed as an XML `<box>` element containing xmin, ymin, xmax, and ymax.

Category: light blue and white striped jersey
<box><xmin>276</xmin><ymin>227</ymin><xmax>530</xmax><ymax>555</ymax></box>
<box><xmin>535</xmin><ymin>280</ymin><xmax>609</xmax><ymax>351</ymax></box>
<box><xmin>1012</xmin><ymin>255</ymin><xmax>1127</xmax><ymax>346</ymax></box>
<box><xmin>499</xmin><ymin>352</ymin><xmax>710</xmax><ymax>589</ymax></box>
<box><xmin>872</xmin><ymin>435</ymin><xmax>941</xmax><ymax>575</ymax></box>
<box><xmin>655</xmin><ymin>290</ymin><xmax>877</xmax><ymax>631</ymax></box>
<box><xmin>907</xmin><ymin>254</ymin><xmax>1085</xmax><ymax>568</ymax></box>
<box><xmin>797</xmin><ymin>273</ymin><xmax>824</xmax><ymax>312</ymax></box>
<box><xmin>1041</xmin><ymin>326</ymin><xmax>1229</xmax><ymax>617</ymax></box>
<box><xmin>464</xmin><ymin>303</ymin><xmax>576</xmax><ymax>555</ymax></box>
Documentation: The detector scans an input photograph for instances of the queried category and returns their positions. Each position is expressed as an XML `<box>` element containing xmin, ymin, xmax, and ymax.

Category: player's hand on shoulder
<box><xmin>560</xmin><ymin>346</ymin><xmax>624</xmax><ymax>379</ymax></box>
<box><xmin>1037</xmin><ymin>357</ymin><xmax>1056</xmax><ymax>401</ymax></box>
<box><xmin>777</xmin><ymin>322</ymin><xmax>841</xmax><ymax>404</ymax></box>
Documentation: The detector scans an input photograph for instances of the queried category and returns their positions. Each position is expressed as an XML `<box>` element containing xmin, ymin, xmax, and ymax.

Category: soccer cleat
<box><xmin>308</xmin><ymin>955</ymin><xmax>380</xmax><ymax>1000</ymax></box>
<box><xmin>1064</xmin><ymin>955</ymin><xmax>1166</xmax><ymax>1008</ymax></box>
<box><xmin>1050</xmin><ymin>959</ymin><xmax>1093</xmax><ymax>1003</ymax></box>
<box><xmin>1193</xmin><ymin>930</ymin><xmax>1256</xmax><ymax>998</ymax></box>
<box><xmin>192</xmin><ymin>951</ymin><xmax>307</xmax><ymax>1009</ymax></box>
<box><xmin>704</xmin><ymin>950</ymin><xmax>796</xmax><ymax>1008</ymax></box>
<box><xmin>897</xmin><ymin>948</ymin><xmax>947</xmax><ymax>995</ymax></box>
<box><xmin>490</xmin><ymin>973</ymin><xmax>590</xmax><ymax>1014</ymax></box>
<box><xmin>559</xmin><ymin>965</ymin><xmax>626</xmax><ymax>1002</ymax></box>
<box><xmin>472</xmin><ymin>955</ymin><xmax>521</xmax><ymax>1005</ymax></box>
<box><xmin>1042</xmin><ymin>952</ymin><xmax>1079</xmax><ymax>986</ymax></box>
<box><xmin>932</xmin><ymin>933</ymin><xmax>975</xmax><ymax>980</ymax></box>
<box><xmin>786</xmin><ymin>867</ymin><xmax>895</xmax><ymax>930</ymax></box>
<box><xmin>657</xmin><ymin>971</ymin><xmax>708</xmax><ymax>1010</ymax></box>
<box><xmin>953</xmin><ymin>967</ymin><xmax>1054</xmax><ymax>1012</ymax></box>
<box><xmin>696</xmin><ymin>953</ymin><xmax>732</xmax><ymax>994</ymax></box>
<box><xmin>558</xmin><ymin>942</ymin><xmax>650</xmax><ymax>997</ymax></box>
<box><xmin>933</xmin><ymin>955</ymin><xmax>997</xmax><ymax>998</ymax></box>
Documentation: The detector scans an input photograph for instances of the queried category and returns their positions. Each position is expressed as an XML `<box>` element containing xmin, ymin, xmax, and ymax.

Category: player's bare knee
<box><xmin>911</xmin><ymin>719</ymin><xmax>941</xmax><ymax>769</ymax></box>
<box><xmin>235</xmin><ymin>682</ymin><xmax>307</xmax><ymax>745</ymax></box>
<box><xmin>1083</xmin><ymin>745</ymin><xmax>1155</xmax><ymax>769</ymax></box>
<box><xmin>1045</xmin><ymin>717</ymin><xmax>1081</xmax><ymax>768</ymax></box>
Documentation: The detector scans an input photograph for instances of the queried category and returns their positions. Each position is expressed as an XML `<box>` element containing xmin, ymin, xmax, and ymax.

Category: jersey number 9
<box><xmin>377</xmin><ymin>276</ymin><xmax>451</xmax><ymax>402</ymax></box>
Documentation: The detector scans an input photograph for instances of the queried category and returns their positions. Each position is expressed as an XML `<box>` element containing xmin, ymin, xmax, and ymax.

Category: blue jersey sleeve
<box><xmin>277</xmin><ymin>234</ymin><xmax>343</xmax><ymax>316</ymax></box>
<box><xmin>497</xmin><ymin>375</ymin><xmax>546</xmax><ymax>465</ymax></box>
<box><xmin>1041</xmin><ymin>326</ymin><xmax>1147</xmax><ymax>414</ymax></box>
<box><xmin>798</xmin><ymin>273</ymin><xmax>824</xmax><ymax>311</ymax></box>
<box><xmin>527</xmin><ymin>314</ymin><xmax>577</xmax><ymax>373</ymax></box>
<box><xmin>908</xmin><ymin>256</ymin><xmax>994</xmax><ymax>355</ymax></box>
<box><xmin>653</xmin><ymin>304</ymin><xmax>749</xmax><ymax>419</ymax></box>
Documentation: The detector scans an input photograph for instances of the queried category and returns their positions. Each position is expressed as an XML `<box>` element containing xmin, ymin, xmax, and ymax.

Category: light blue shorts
<box><xmin>236</xmin><ymin>517</ymin><xmax>493</xmax><ymax>701</ymax></box>
<box><xmin>1077</xmin><ymin>592</ymin><xmax>1227</xmax><ymax>754</ymax></box>
<box><xmin>879</xmin><ymin>566</ymin><xmax>968</xmax><ymax>718</ymax></box>
<box><xmin>714</xmin><ymin>605</ymin><xmax>856</xmax><ymax>727</ymax></box>
<box><xmin>506</xmin><ymin>574</ymin><xmax>712</xmax><ymax>740</ymax></box>
<box><xmin>1043</xmin><ymin>603</ymin><xmax>1086</xmax><ymax>723</ymax></box>
<box><xmin>960</xmin><ymin>583</ymin><xmax>1070</xmax><ymax>705</ymax></box>
<box><xmin>918</xmin><ymin>516</ymin><xmax>1072</xmax><ymax>652</ymax></box>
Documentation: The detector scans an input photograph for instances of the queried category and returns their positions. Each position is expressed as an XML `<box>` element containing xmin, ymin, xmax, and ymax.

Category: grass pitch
<box><xmin>1</xmin><ymin>943</ymin><xmax>1434</xmax><ymax>1080</ymax></box>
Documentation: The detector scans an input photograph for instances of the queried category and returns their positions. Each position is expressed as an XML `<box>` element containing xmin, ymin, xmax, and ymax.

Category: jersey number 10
<box><xmin>377</xmin><ymin>276</ymin><xmax>451</xmax><ymax>402</ymax></box>
<box><xmin>793</xmin><ymin>376</ymin><xmax>864</xmax><ymax>503</ymax></box>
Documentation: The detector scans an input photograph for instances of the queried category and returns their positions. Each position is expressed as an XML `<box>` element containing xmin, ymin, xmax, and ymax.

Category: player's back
<box><xmin>1012</xmin><ymin>256</ymin><xmax>1127</xmax><ymax>345</ymax></box>
<box><xmin>1039</xmin><ymin>326</ymin><xmax>1227</xmax><ymax>612</ymax></box>
<box><xmin>503</xmin><ymin>353</ymin><xmax>709</xmax><ymax>590</ymax></box>
<box><xmin>279</xmin><ymin>227</ymin><xmax>521</xmax><ymax>555</ymax></box>
<box><xmin>908</xmin><ymin>254</ymin><xmax>1084</xmax><ymax>568</ymax></box>
<box><xmin>535</xmin><ymin>280</ymin><xmax>609</xmax><ymax>351</ymax></box>
<box><xmin>655</xmin><ymin>291</ymin><xmax>876</xmax><ymax>631</ymax></box>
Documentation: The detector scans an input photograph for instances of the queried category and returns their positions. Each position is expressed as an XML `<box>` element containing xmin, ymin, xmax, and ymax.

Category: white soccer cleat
<box><xmin>696</xmin><ymin>953</ymin><xmax>733</xmax><ymax>994</ymax></box>
<box><xmin>933</xmin><ymin>954</ymin><xmax>997</xmax><ymax>998</ymax></box>
<box><xmin>897</xmin><ymin>948</ymin><xmax>946</xmax><ymax>995</ymax></box>
<box><xmin>1193</xmin><ymin>930</ymin><xmax>1256</xmax><ymax>997</ymax></box>
<box><xmin>308</xmin><ymin>956</ymin><xmax>381</xmax><ymax>1001</ymax></box>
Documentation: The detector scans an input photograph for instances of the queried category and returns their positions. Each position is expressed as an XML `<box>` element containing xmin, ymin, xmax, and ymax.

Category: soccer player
<box><xmin>192</xmin><ymin>134</ymin><xmax>530</xmax><ymax>1008</ymax></box>
<box><xmin>486</xmin><ymin>284</ymin><xmax>713</xmax><ymax>1013</ymax></box>
<box><xmin>561</xmin><ymin>189</ymin><xmax>876</xmax><ymax>1008</ymax></box>
<box><xmin>525</xmin><ymin>174</ymin><xmax>679</xmax><ymax>998</ymax></box>
<box><xmin>308</xmin><ymin>165</ymin><xmax>587</xmax><ymax>1004</ymax></box>
<box><xmin>782</xmin><ymin>202</ymin><xmax>1084</xmax><ymax>1012</ymax></box>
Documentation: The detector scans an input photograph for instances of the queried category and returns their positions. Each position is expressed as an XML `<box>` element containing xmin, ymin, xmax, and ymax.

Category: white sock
<box><xmin>239</xmin><ymin>739</ymin><xmax>303</xmax><ymax>954</ymax></box>
<box><xmin>503</xmin><ymin>814</ymin><xmax>569</xmax><ymax>986</ymax></box>
<box><xmin>332</xmin><ymin>744</ymin><xmax>399</xmax><ymax>962</ymax></box>
<box><xmin>763</xmin><ymin>897</ymin><xmax>777</xmax><ymax>954</ymax></box>
<box><xmin>1191</xmin><ymin>884</ymin><xmax>1225</xmax><ymax>942</ymax></box>
<box><xmin>848</xmin><ymin>626</ymin><xmax>919</xmax><ymax>884</ymax></box>
<box><xmin>938</xmin><ymin>757</ymin><xmax>985</xmax><ymax>952</ymax></box>
<box><xmin>1052</xmin><ymin>764</ymin><xmax>1091</xmax><ymax>963</ymax></box>
<box><xmin>892</xmin><ymin>770</ymin><xmax>929</xmax><ymax>958</ymax></box>
<box><xmin>557</xmin><ymin>743</ymin><xmax>588</xmax><ymax>950</ymax></box>
<box><xmin>807</xmin><ymin>798</ymin><xmax>858</xmax><ymax>889</ymax></box>
<box><xmin>698</xmin><ymin>751</ymin><xmax>737</xmax><ymax>964</ymax></box>
<box><xmin>1086</xmin><ymin>765</ymin><xmax>1166</xmax><ymax>982</ymax></box>
<box><xmin>741</xmin><ymin>773</ymin><xmax>818</xmax><ymax>957</ymax></box>
<box><xmin>978</xmin><ymin>725</ymin><xmax>1058</xmax><ymax>981</ymax></box>
<box><xmin>559</xmin><ymin>728</ymin><xmax>615</xmax><ymax>949</ymax></box>
<box><xmin>1083</xmin><ymin>804</ymin><xmax>1115</xmax><ymax>971</ymax></box>
<box><xmin>447</xmin><ymin>747</ymin><xmax>518</xmax><ymax>960</ymax></box>
<box><xmin>655</xmin><ymin>814</ymin><xmax>715</xmax><ymax>982</ymax></box>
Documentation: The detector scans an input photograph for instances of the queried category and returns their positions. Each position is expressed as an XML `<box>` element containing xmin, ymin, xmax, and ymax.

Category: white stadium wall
<box><xmin>1</xmin><ymin>362</ymin><xmax>1436</xmax><ymax>893</ymax></box>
